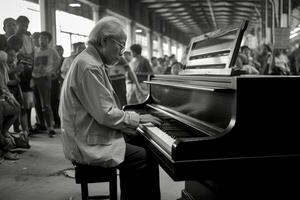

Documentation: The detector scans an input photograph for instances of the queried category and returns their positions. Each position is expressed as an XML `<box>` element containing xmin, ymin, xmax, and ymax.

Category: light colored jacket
<box><xmin>59</xmin><ymin>44</ymin><xmax>140</xmax><ymax>167</ymax></box>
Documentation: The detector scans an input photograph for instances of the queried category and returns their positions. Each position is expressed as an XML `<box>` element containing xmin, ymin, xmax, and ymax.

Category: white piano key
<box><xmin>142</xmin><ymin>123</ymin><xmax>175</xmax><ymax>154</ymax></box>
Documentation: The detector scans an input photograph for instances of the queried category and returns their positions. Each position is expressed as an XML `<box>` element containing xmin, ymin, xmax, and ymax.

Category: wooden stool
<box><xmin>74</xmin><ymin>164</ymin><xmax>118</xmax><ymax>200</ymax></box>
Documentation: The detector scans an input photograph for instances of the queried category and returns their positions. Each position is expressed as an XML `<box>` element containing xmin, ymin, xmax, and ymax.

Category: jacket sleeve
<box><xmin>76</xmin><ymin>65</ymin><xmax>139</xmax><ymax>130</ymax></box>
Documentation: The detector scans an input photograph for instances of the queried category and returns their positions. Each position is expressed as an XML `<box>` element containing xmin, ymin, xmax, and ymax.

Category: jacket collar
<box><xmin>86</xmin><ymin>42</ymin><xmax>107</xmax><ymax>70</ymax></box>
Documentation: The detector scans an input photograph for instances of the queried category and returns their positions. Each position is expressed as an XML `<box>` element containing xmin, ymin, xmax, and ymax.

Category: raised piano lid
<box><xmin>180</xmin><ymin>20</ymin><xmax>248</xmax><ymax>76</ymax></box>
<box><xmin>145</xmin><ymin>75</ymin><xmax>237</xmax><ymax>135</ymax></box>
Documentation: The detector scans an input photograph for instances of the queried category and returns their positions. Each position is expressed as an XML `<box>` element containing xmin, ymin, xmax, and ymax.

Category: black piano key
<box><xmin>168</xmin><ymin>131</ymin><xmax>196</xmax><ymax>138</ymax></box>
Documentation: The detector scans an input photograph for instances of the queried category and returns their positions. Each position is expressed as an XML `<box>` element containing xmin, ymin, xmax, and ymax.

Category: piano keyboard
<box><xmin>133</xmin><ymin>108</ymin><xmax>206</xmax><ymax>155</ymax></box>
<box><xmin>140</xmin><ymin>122</ymin><xmax>175</xmax><ymax>155</ymax></box>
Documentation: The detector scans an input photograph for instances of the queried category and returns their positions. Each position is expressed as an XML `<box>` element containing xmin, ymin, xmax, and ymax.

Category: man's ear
<box><xmin>99</xmin><ymin>37</ymin><xmax>108</xmax><ymax>47</ymax></box>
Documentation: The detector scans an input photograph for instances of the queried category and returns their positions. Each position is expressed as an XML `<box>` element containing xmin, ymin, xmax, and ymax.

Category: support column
<box><xmin>92</xmin><ymin>6</ymin><xmax>107</xmax><ymax>23</ymax></box>
<box><xmin>147</xmin><ymin>29</ymin><xmax>152</xmax><ymax>59</ymax></box>
<box><xmin>265</xmin><ymin>0</ymin><xmax>274</xmax><ymax>44</ymax></box>
<box><xmin>168</xmin><ymin>38</ymin><xmax>172</xmax><ymax>56</ymax></box>
<box><xmin>130</xmin><ymin>21</ymin><xmax>136</xmax><ymax>45</ymax></box>
<box><xmin>280</xmin><ymin>0</ymin><xmax>289</xmax><ymax>27</ymax></box>
<box><xmin>125</xmin><ymin>19</ymin><xmax>132</xmax><ymax>49</ymax></box>
<box><xmin>175</xmin><ymin>42</ymin><xmax>179</xmax><ymax>60</ymax></box>
<box><xmin>180</xmin><ymin>44</ymin><xmax>186</xmax><ymax>64</ymax></box>
<box><xmin>270</xmin><ymin>0</ymin><xmax>275</xmax><ymax>44</ymax></box>
<box><xmin>254</xmin><ymin>6</ymin><xmax>263</xmax><ymax>46</ymax></box>
<box><xmin>39</xmin><ymin>0</ymin><xmax>56</xmax><ymax>46</ymax></box>
<box><xmin>92</xmin><ymin>6</ymin><xmax>100</xmax><ymax>23</ymax></box>
<box><xmin>158</xmin><ymin>34</ymin><xmax>163</xmax><ymax>57</ymax></box>
<box><xmin>78</xmin><ymin>0</ymin><xmax>106</xmax><ymax>23</ymax></box>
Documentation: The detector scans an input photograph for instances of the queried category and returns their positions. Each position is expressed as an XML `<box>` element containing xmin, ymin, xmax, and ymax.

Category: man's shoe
<box><xmin>12</xmin><ymin>133</ymin><xmax>31</xmax><ymax>149</ymax></box>
<box><xmin>4</xmin><ymin>152</ymin><xmax>20</xmax><ymax>160</ymax></box>
<box><xmin>49</xmin><ymin>130</ymin><xmax>56</xmax><ymax>138</ymax></box>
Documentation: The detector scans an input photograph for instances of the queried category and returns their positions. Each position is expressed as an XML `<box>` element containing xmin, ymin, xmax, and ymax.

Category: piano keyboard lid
<box><xmin>180</xmin><ymin>20</ymin><xmax>249</xmax><ymax>76</ymax></box>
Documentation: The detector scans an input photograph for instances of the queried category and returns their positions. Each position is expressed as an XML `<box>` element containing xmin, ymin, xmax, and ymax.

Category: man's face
<box><xmin>17</xmin><ymin>21</ymin><xmax>29</xmax><ymax>34</ymax></box>
<box><xmin>101</xmin><ymin>33</ymin><xmax>126</xmax><ymax>65</ymax></box>
<box><xmin>4</xmin><ymin>20</ymin><xmax>17</xmax><ymax>36</ymax></box>
<box><xmin>39</xmin><ymin>35</ymin><xmax>49</xmax><ymax>48</ymax></box>
<box><xmin>32</xmin><ymin>36</ymin><xmax>40</xmax><ymax>47</ymax></box>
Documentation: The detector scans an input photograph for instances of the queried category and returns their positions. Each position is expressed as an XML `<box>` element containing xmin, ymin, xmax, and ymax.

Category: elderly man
<box><xmin>59</xmin><ymin>16</ymin><xmax>161</xmax><ymax>200</ymax></box>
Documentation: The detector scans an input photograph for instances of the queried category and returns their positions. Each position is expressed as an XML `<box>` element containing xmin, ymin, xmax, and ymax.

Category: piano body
<box><xmin>123</xmin><ymin>21</ymin><xmax>300</xmax><ymax>199</ymax></box>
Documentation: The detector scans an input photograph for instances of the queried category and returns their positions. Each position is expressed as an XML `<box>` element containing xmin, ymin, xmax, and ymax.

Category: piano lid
<box><xmin>180</xmin><ymin>20</ymin><xmax>248</xmax><ymax>76</ymax></box>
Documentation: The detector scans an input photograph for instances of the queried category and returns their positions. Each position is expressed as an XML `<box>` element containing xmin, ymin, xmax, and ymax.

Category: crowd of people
<box><xmin>233</xmin><ymin>44</ymin><xmax>300</xmax><ymax>76</ymax></box>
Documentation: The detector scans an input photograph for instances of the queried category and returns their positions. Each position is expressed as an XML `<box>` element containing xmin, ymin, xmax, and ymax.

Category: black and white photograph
<box><xmin>1</xmin><ymin>0</ymin><xmax>300</xmax><ymax>199</ymax></box>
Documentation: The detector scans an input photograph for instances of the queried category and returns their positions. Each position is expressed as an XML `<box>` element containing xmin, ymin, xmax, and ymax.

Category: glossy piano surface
<box><xmin>124</xmin><ymin>75</ymin><xmax>300</xmax><ymax>181</ymax></box>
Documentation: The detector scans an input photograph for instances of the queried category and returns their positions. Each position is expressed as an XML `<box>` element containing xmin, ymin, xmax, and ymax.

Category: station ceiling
<box><xmin>139</xmin><ymin>0</ymin><xmax>300</xmax><ymax>38</ymax></box>
<box><xmin>27</xmin><ymin>0</ymin><xmax>300</xmax><ymax>43</ymax></box>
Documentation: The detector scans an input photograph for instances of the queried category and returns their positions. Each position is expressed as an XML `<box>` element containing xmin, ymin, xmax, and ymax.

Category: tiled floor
<box><xmin>0</xmin><ymin>131</ymin><xmax>184</xmax><ymax>200</ymax></box>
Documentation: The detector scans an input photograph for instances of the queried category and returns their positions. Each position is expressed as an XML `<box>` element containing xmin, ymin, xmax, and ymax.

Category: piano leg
<box><xmin>179</xmin><ymin>181</ymin><xmax>219</xmax><ymax>200</ymax></box>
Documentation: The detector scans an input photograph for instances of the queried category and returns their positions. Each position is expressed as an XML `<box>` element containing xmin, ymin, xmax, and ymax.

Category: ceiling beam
<box><xmin>206</xmin><ymin>0</ymin><xmax>217</xmax><ymax>29</ymax></box>
<box><xmin>141</xmin><ymin>0</ymin><xmax>199</xmax><ymax>4</ymax></box>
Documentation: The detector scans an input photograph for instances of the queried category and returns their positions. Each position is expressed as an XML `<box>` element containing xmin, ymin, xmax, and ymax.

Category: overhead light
<box><xmin>135</xmin><ymin>29</ymin><xmax>143</xmax><ymax>33</ymax></box>
<box><xmin>69</xmin><ymin>3</ymin><xmax>81</xmax><ymax>7</ymax></box>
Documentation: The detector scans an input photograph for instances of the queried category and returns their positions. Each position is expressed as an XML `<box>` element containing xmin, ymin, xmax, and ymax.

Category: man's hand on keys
<box><xmin>140</xmin><ymin>114</ymin><xmax>162</xmax><ymax>126</ymax></box>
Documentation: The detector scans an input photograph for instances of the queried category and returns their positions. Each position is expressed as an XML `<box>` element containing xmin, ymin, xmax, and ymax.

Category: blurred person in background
<box><xmin>15</xmin><ymin>15</ymin><xmax>37</xmax><ymax>134</ymax></box>
<box><xmin>31</xmin><ymin>32</ymin><xmax>40</xmax><ymax>50</ymax></box>
<box><xmin>1</xmin><ymin>50</ymin><xmax>30</xmax><ymax>158</ymax></box>
<box><xmin>122</xmin><ymin>51</ymin><xmax>146</xmax><ymax>104</ymax></box>
<box><xmin>288</xmin><ymin>41</ymin><xmax>300</xmax><ymax>75</ymax></box>
<box><xmin>0</xmin><ymin>18</ymin><xmax>17</xmax><ymax>51</ymax></box>
<box><xmin>129</xmin><ymin>44</ymin><xmax>153</xmax><ymax>104</ymax></box>
<box><xmin>30</xmin><ymin>31</ymin><xmax>47</xmax><ymax>133</ymax></box>
<box><xmin>257</xmin><ymin>44</ymin><xmax>273</xmax><ymax>75</ymax></box>
<box><xmin>51</xmin><ymin>45</ymin><xmax>65</xmax><ymax>128</ymax></box>
<box><xmin>0</xmin><ymin>50</ymin><xmax>21</xmax><ymax>160</ymax></box>
<box><xmin>271</xmin><ymin>49</ymin><xmax>290</xmax><ymax>75</ymax></box>
<box><xmin>32</xmin><ymin>31</ymin><xmax>60</xmax><ymax>137</ymax></box>
<box><xmin>60</xmin><ymin>42</ymin><xmax>85</xmax><ymax>80</ymax></box>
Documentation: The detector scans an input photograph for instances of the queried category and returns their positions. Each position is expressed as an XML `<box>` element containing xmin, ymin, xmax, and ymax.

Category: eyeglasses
<box><xmin>110</xmin><ymin>38</ymin><xmax>126</xmax><ymax>54</ymax></box>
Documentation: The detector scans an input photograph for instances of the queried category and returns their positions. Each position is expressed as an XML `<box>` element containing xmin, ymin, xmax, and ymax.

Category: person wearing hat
<box><xmin>0</xmin><ymin>17</ymin><xmax>17</xmax><ymax>51</ymax></box>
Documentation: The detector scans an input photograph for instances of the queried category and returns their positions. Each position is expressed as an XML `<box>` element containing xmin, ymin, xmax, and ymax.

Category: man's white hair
<box><xmin>88</xmin><ymin>16</ymin><xmax>125</xmax><ymax>44</ymax></box>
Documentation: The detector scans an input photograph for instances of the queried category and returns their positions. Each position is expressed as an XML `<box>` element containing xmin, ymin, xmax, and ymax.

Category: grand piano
<box><xmin>124</xmin><ymin>21</ymin><xmax>300</xmax><ymax>199</ymax></box>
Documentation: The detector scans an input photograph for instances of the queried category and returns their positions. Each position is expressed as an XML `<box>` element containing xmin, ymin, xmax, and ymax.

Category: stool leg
<box><xmin>81</xmin><ymin>183</ymin><xmax>89</xmax><ymax>200</ymax></box>
<box><xmin>109</xmin><ymin>173</ymin><xmax>118</xmax><ymax>200</ymax></box>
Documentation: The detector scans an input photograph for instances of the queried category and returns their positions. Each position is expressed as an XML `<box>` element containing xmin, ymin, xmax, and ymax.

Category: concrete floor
<box><xmin>0</xmin><ymin>131</ymin><xmax>184</xmax><ymax>200</ymax></box>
